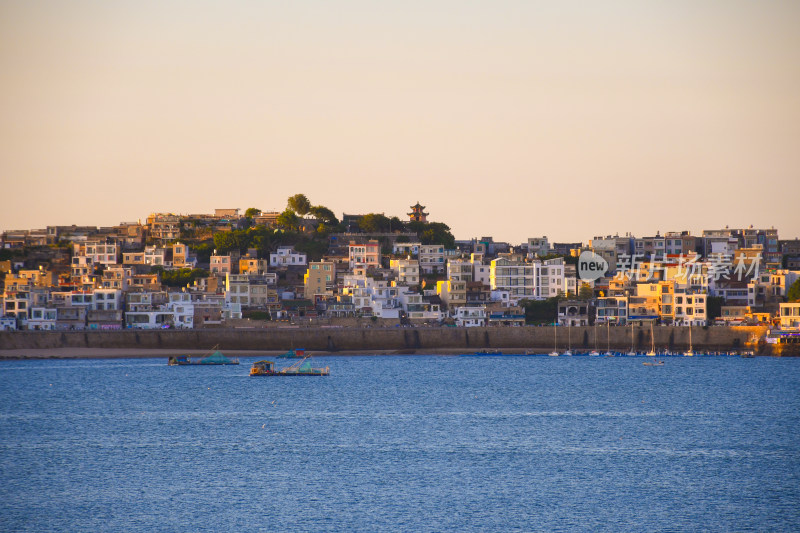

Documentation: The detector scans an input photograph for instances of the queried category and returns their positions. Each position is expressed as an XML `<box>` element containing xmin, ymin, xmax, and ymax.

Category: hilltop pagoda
<box><xmin>408</xmin><ymin>202</ymin><xmax>429</xmax><ymax>223</ymax></box>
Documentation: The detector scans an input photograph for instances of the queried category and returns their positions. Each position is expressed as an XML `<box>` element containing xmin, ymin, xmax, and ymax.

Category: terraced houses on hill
<box><xmin>1</xmin><ymin>208</ymin><xmax>799</xmax><ymax>333</ymax></box>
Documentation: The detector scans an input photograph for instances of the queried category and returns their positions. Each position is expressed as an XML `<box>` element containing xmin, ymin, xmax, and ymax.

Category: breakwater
<box><xmin>1</xmin><ymin>325</ymin><xmax>791</xmax><ymax>356</ymax></box>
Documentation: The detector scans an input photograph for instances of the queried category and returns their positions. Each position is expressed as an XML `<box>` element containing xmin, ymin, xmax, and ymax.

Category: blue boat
<box><xmin>277</xmin><ymin>348</ymin><xmax>306</xmax><ymax>359</ymax></box>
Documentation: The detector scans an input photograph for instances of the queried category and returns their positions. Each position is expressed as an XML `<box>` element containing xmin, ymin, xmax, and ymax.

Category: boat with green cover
<box><xmin>250</xmin><ymin>356</ymin><xmax>329</xmax><ymax>376</ymax></box>
<box><xmin>168</xmin><ymin>345</ymin><xmax>239</xmax><ymax>366</ymax></box>
<box><xmin>277</xmin><ymin>348</ymin><xmax>306</xmax><ymax>359</ymax></box>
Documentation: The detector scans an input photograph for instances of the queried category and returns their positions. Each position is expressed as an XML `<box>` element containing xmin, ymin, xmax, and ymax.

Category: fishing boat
<box><xmin>168</xmin><ymin>345</ymin><xmax>239</xmax><ymax>366</ymax></box>
<box><xmin>250</xmin><ymin>356</ymin><xmax>329</xmax><ymax>376</ymax></box>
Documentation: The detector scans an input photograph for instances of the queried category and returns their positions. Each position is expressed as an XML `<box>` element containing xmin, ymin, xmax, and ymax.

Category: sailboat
<box><xmin>604</xmin><ymin>320</ymin><xmax>614</xmax><ymax>356</ymax></box>
<box><xmin>646</xmin><ymin>323</ymin><xmax>657</xmax><ymax>356</ymax></box>
<box><xmin>589</xmin><ymin>324</ymin><xmax>600</xmax><ymax>356</ymax></box>
<box><xmin>549</xmin><ymin>324</ymin><xmax>559</xmax><ymax>356</ymax></box>
<box><xmin>684</xmin><ymin>324</ymin><xmax>695</xmax><ymax>356</ymax></box>
<box><xmin>626</xmin><ymin>324</ymin><xmax>637</xmax><ymax>356</ymax></box>
<box><xmin>563</xmin><ymin>320</ymin><xmax>573</xmax><ymax>356</ymax></box>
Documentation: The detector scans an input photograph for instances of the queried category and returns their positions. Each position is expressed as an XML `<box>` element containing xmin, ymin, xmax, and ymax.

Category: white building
<box><xmin>144</xmin><ymin>246</ymin><xmax>169</xmax><ymax>267</ymax></box>
<box><xmin>226</xmin><ymin>274</ymin><xmax>273</xmax><ymax>308</ymax></box>
<box><xmin>124</xmin><ymin>292</ymin><xmax>195</xmax><ymax>329</ymax></box>
<box><xmin>454</xmin><ymin>306</ymin><xmax>486</xmax><ymax>327</ymax></box>
<box><xmin>390</xmin><ymin>258</ymin><xmax>420</xmax><ymax>286</ymax></box>
<box><xmin>26</xmin><ymin>308</ymin><xmax>58</xmax><ymax>330</ymax></box>
<box><xmin>341</xmin><ymin>272</ymin><xmax>404</xmax><ymax>319</ymax></box>
<box><xmin>673</xmin><ymin>289</ymin><xmax>707</xmax><ymax>326</ymax></box>
<box><xmin>472</xmin><ymin>258</ymin><xmax>490</xmax><ymax>286</ymax></box>
<box><xmin>447</xmin><ymin>259</ymin><xmax>473</xmax><ymax>282</ymax></box>
<box><xmin>84</xmin><ymin>240</ymin><xmax>119</xmax><ymax>266</ymax></box>
<box><xmin>779</xmin><ymin>303</ymin><xmax>800</xmax><ymax>330</ymax></box>
<box><xmin>392</xmin><ymin>242</ymin><xmax>421</xmax><ymax>256</ymax></box>
<box><xmin>399</xmin><ymin>290</ymin><xmax>442</xmax><ymax>322</ymax></box>
<box><xmin>489</xmin><ymin>257</ymin><xmax>537</xmax><ymax>303</ymax></box>
<box><xmin>167</xmin><ymin>292</ymin><xmax>195</xmax><ymax>328</ymax></box>
<box><xmin>419</xmin><ymin>245</ymin><xmax>446</xmax><ymax>274</ymax></box>
<box><xmin>71</xmin><ymin>256</ymin><xmax>93</xmax><ymax>278</ymax></box>
<box><xmin>538</xmin><ymin>258</ymin><xmax>566</xmax><ymax>299</ymax></box>
<box><xmin>526</xmin><ymin>237</ymin><xmax>550</xmax><ymax>257</ymax></box>
<box><xmin>270</xmin><ymin>246</ymin><xmax>308</xmax><ymax>268</ymax></box>
<box><xmin>93</xmin><ymin>289</ymin><xmax>123</xmax><ymax>311</ymax></box>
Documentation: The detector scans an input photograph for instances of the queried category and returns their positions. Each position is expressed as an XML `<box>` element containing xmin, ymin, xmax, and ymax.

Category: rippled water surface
<box><xmin>1</xmin><ymin>355</ymin><xmax>799</xmax><ymax>532</ymax></box>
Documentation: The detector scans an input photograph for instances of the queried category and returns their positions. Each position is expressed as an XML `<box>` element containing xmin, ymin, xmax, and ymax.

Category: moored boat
<box><xmin>684</xmin><ymin>325</ymin><xmax>695</xmax><ymax>356</ymax></box>
<box><xmin>168</xmin><ymin>346</ymin><xmax>239</xmax><ymax>365</ymax></box>
<box><xmin>277</xmin><ymin>348</ymin><xmax>306</xmax><ymax>359</ymax></box>
<box><xmin>250</xmin><ymin>357</ymin><xmax>329</xmax><ymax>376</ymax></box>
<box><xmin>646</xmin><ymin>323</ymin><xmax>657</xmax><ymax>356</ymax></box>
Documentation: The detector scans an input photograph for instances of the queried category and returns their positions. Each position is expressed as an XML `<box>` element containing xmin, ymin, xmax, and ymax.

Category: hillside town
<box><xmin>2</xmin><ymin>198</ymin><xmax>799</xmax><ymax>344</ymax></box>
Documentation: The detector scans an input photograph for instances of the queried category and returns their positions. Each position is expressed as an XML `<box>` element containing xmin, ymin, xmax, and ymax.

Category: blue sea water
<box><xmin>1</xmin><ymin>355</ymin><xmax>799</xmax><ymax>532</ymax></box>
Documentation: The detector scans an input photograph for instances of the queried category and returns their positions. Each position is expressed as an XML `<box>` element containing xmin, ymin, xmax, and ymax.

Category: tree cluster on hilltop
<box><xmin>207</xmin><ymin>194</ymin><xmax>455</xmax><ymax>260</ymax></box>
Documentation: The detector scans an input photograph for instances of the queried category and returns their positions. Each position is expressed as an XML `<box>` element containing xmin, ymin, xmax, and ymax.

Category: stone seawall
<box><xmin>1</xmin><ymin>325</ymin><xmax>786</xmax><ymax>356</ymax></box>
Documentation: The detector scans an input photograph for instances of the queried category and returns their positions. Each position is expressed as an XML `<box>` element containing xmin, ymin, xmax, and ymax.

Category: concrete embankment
<box><xmin>1</xmin><ymin>325</ymin><xmax>792</xmax><ymax>359</ymax></box>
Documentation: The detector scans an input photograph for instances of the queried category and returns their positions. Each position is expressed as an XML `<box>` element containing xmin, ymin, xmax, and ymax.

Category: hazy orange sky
<box><xmin>1</xmin><ymin>1</ymin><xmax>799</xmax><ymax>243</ymax></box>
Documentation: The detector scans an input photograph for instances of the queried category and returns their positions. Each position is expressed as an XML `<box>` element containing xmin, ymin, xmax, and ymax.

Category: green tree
<box><xmin>359</xmin><ymin>213</ymin><xmax>391</xmax><ymax>233</ymax></box>
<box><xmin>157</xmin><ymin>268</ymin><xmax>210</xmax><ymax>288</ymax></box>
<box><xmin>308</xmin><ymin>205</ymin><xmax>338</xmax><ymax>226</ymax></box>
<box><xmin>788</xmin><ymin>279</ymin><xmax>800</xmax><ymax>302</ymax></box>
<box><xmin>244</xmin><ymin>207</ymin><xmax>261</xmax><ymax>219</ymax></box>
<box><xmin>250</xmin><ymin>227</ymin><xmax>276</xmax><ymax>252</ymax></box>
<box><xmin>520</xmin><ymin>297</ymin><xmax>560</xmax><ymax>325</ymax></box>
<box><xmin>294</xmin><ymin>239</ymin><xmax>329</xmax><ymax>262</ymax></box>
<box><xmin>192</xmin><ymin>242</ymin><xmax>215</xmax><ymax>264</ymax></box>
<box><xmin>578</xmin><ymin>282</ymin><xmax>594</xmax><ymax>300</ymax></box>
<box><xmin>388</xmin><ymin>216</ymin><xmax>404</xmax><ymax>233</ymax></box>
<box><xmin>706</xmin><ymin>295</ymin><xmax>724</xmax><ymax>321</ymax></box>
<box><xmin>276</xmin><ymin>209</ymin><xmax>301</xmax><ymax>231</ymax></box>
<box><xmin>213</xmin><ymin>231</ymin><xmax>241</xmax><ymax>254</ymax></box>
<box><xmin>418</xmin><ymin>222</ymin><xmax>455</xmax><ymax>248</ymax></box>
<box><xmin>287</xmin><ymin>194</ymin><xmax>311</xmax><ymax>216</ymax></box>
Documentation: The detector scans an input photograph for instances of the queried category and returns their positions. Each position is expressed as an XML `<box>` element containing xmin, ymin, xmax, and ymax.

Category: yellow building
<box><xmin>304</xmin><ymin>261</ymin><xmax>336</xmax><ymax>298</ymax></box>
<box><xmin>239</xmin><ymin>256</ymin><xmax>269</xmax><ymax>275</ymax></box>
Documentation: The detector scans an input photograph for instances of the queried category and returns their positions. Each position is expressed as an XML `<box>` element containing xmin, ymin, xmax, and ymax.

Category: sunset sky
<box><xmin>1</xmin><ymin>1</ymin><xmax>799</xmax><ymax>243</ymax></box>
